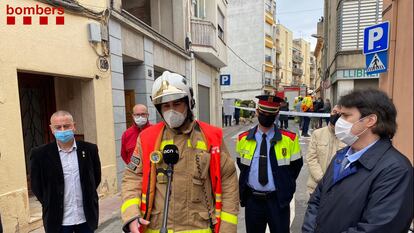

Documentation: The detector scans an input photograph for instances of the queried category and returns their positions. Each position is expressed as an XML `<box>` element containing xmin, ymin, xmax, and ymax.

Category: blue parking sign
<box><xmin>220</xmin><ymin>74</ymin><xmax>231</xmax><ymax>86</ymax></box>
<box><xmin>363</xmin><ymin>21</ymin><xmax>390</xmax><ymax>55</ymax></box>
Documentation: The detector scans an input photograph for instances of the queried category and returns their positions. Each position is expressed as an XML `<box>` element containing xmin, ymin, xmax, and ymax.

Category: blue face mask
<box><xmin>54</xmin><ymin>130</ymin><xmax>74</xmax><ymax>143</ymax></box>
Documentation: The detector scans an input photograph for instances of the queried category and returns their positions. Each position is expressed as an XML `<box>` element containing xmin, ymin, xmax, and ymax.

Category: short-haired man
<box><xmin>121</xmin><ymin>104</ymin><xmax>151</xmax><ymax>164</ymax></box>
<box><xmin>30</xmin><ymin>111</ymin><xmax>101</xmax><ymax>233</ymax></box>
<box><xmin>121</xmin><ymin>71</ymin><xmax>239</xmax><ymax>233</ymax></box>
<box><xmin>237</xmin><ymin>95</ymin><xmax>302</xmax><ymax>233</ymax></box>
<box><xmin>302</xmin><ymin>89</ymin><xmax>413</xmax><ymax>233</ymax></box>
<box><xmin>306</xmin><ymin>105</ymin><xmax>345</xmax><ymax>194</ymax></box>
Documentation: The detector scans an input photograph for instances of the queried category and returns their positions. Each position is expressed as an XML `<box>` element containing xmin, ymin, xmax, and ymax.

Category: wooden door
<box><xmin>18</xmin><ymin>73</ymin><xmax>56</xmax><ymax>194</ymax></box>
<box><xmin>124</xmin><ymin>90</ymin><xmax>135</xmax><ymax>128</ymax></box>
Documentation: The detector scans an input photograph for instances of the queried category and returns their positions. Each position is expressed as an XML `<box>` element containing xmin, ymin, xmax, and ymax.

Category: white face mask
<box><xmin>134</xmin><ymin>116</ymin><xmax>148</xmax><ymax>127</ymax></box>
<box><xmin>335</xmin><ymin>117</ymin><xmax>368</xmax><ymax>146</ymax></box>
<box><xmin>163</xmin><ymin>109</ymin><xmax>187</xmax><ymax>128</ymax></box>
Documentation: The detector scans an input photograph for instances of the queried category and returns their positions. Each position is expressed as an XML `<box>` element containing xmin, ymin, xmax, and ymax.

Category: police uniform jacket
<box><xmin>236</xmin><ymin>124</ymin><xmax>303</xmax><ymax>208</ymax></box>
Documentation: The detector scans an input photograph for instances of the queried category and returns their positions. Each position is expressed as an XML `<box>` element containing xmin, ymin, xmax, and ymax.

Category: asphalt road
<box><xmin>97</xmin><ymin>119</ymin><xmax>311</xmax><ymax>233</ymax></box>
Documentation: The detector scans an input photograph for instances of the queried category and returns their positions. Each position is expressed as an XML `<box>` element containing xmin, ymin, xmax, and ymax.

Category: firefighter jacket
<box><xmin>121</xmin><ymin>120</ymin><xmax>239</xmax><ymax>233</ymax></box>
<box><xmin>301</xmin><ymin>96</ymin><xmax>314</xmax><ymax>112</ymax></box>
<box><xmin>236</xmin><ymin>124</ymin><xmax>303</xmax><ymax>208</ymax></box>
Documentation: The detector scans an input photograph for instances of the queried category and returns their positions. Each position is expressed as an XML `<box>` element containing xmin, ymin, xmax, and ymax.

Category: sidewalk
<box><xmin>29</xmin><ymin>193</ymin><xmax>122</xmax><ymax>233</ymax></box>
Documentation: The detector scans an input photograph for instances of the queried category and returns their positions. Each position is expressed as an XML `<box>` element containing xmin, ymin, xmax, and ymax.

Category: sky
<box><xmin>276</xmin><ymin>0</ymin><xmax>324</xmax><ymax>51</ymax></box>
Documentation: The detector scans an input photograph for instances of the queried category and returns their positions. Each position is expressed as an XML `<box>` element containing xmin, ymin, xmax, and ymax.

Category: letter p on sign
<box><xmin>363</xmin><ymin>21</ymin><xmax>389</xmax><ymax>55</ymax></box>
<box><xmin>220</xmin><ymin>74</ymin><xmax>231</xmax><ymax>86</ymax></box>
<box><xmin>368</xmin><ymin>27</ymin><xmax>383</xmax><ymax>50</ymax></box>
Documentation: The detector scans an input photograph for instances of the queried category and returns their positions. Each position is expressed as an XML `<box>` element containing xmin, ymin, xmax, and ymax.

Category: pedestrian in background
<box><xmin>322</xmin><ymin>99</ymin><xmax>332</xmax><ymax>126</ymax></box>
<box><xmin>302</xmin><ymin>89</ymin><xmax>413</xmax><ymax>233</ymax></box>
<box><xmin>279</xmin><ymin>100</ymin><xmax>289</xmax><ymax>129</ymax></box>
<box><xmin>301</xmin><ymin>93</ymin><xmax>313</xmax><ymax>137</ymax></box>
<box><xmin>30</xmin><ymin>111</ymin><xmax>101</xmax><ymax>233</ymax></box>
<box><xmin>121</xmin><ymin>104</ymin><xmax>151</xmax><ymax>164</ymax></box>
<box><xmin>237</xmin><ymin>95</ymin><xmax>302</xmax><ymax>233</ymax></box>
<box><xmin>223</xmin><ymin>98</ymin><xmax>234</xmax><ymax>127</ymax></box>
<box><xmin>294</xmin><ymin>96</ymin><xmax>303</xmax><ymax>127</ymax></box>
<box><xmin>310</xmin><ymin>96</ymin><xmax>318</xmax><ymax>130</ymax></box>
<box><xmin>316</xmin><ymin>97</ymin><xmax>325</xmax><ymax>128</ymax></box>
<box><xmin>0</xmin><ymin>214</ymin><xmax>3</xmax><ymax>233</ymax></box>
<box><xmin>306</xmin><ymin>105</ymin><xmax>345</xmax><ymax>194</ymax></box>
<box><xmin>234</xmin><ymin>99</ymin><xmax>241</xmax><ymax>125</ymax></box>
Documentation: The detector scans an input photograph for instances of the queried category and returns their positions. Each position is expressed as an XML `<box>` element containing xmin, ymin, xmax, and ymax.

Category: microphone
<box><xmin>160</xmin><ymin>144</ymin><xmax>179</xmax><ymax>233</ymax></box>
<box><xmin>162</xmin><ymin>144</ymin><xmax>179</xmax><ymax>165</ymax></box>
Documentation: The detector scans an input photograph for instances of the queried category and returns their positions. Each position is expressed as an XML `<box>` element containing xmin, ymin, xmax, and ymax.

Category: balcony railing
<box><xmin>293</xmin><ymin>54</ymin><xmax>303</xmax><ymax>63</ymax></box>
<box><xmin>292</xmin><ymin>67</ymin><xmax>303</xmax><ymax>76</ymax></box>
<box><xmin>191</xmin><ymin>19</ymin><xmax>217</xmax><ymax>50</ymax></box>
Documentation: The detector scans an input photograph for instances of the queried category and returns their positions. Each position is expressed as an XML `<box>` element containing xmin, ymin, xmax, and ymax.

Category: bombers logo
<box><xmin>6</xmin><ymin>4</ymin><xmax>65</xmax><ymax>25</ymax></box>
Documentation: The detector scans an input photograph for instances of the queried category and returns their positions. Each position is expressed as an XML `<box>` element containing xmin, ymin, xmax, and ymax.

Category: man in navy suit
<box><xmin>30</xmin><ymin>110</ymin><xmax>101</xmax><ymax>233</ymax></box>
<box><xmin>302</xmin><ymin>89</ymin><xmax>413</xmax><ymax>233</ymax></box>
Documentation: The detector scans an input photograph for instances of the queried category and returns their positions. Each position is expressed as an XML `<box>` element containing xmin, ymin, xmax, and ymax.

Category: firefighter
<box><xmin>120</xmin><ymin>71</ymin><xmax>239</xmax><ymax>233</ymax></box>
<box><xmin>236</xmin><ymin>95</ymin><xmax>303</xmax><ymax>233</ymax></box>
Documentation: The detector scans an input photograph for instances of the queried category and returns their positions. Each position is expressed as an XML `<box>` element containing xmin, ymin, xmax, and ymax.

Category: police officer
<box><xmin>236</xmin><ymin>95</ymin><xmax>303</xmax><ymax>233</ymax></box>
<box><xmin>121</xmin><ymin>71</ymin><xmax>239</xmax><ymax>233</ymax></box>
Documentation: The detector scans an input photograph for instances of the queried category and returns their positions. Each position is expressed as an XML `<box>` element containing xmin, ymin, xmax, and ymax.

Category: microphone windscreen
<box><xmin>163</xmin><ymin>144</ymin><xmax>179</xmax><ymax>165</ymax></box>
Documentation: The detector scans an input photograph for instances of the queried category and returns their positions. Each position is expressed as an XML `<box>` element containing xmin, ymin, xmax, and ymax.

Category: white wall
<box><xmin>221</xmin><ymin>0</ymin><xmax>264</xmax><ymax>101</ymax></box>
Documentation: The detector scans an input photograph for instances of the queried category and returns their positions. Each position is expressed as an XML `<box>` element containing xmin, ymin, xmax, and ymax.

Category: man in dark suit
<box><xmin>302</xmin><ymin>89</ymin><xmax>413</xmax><ymax>233</ymax></box>
<box><xmin>30</xmin><ymin>110</ymin><xmax>101</xmax><ymax>233</ymax></box>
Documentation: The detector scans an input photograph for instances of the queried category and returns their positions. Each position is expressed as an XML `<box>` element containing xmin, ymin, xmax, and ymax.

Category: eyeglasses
<box><xmin>133</xmin><ymin>113</ymin><xmax>148</xmax><ymax>117</ymax></box>
<box><xmin>51</xmin><ymin>124</ymin><xmax>73</xmax><ymax>131</ymax></box>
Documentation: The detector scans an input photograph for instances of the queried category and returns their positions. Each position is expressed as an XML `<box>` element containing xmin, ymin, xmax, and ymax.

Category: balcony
<box><xmin>275</xmin><ymin>45</ymin><xmax>282</xmax><ymax>54</ymax></box>
<box><xmin>310</xmin><ymin>63</ymin><xmax>316</xmax><ymax>69</ymax></box>
<box><xmin>275</xmin><ymin>61</ymin><xmax>282</xmax><ymax>69</ymax></box>
<box><xmin>263</xmin><ymin>78</ymin><xmax>276</xmax><ymax>92</ymax></box>
<box><xmin>292</xmin><ymin>67</ymin><xmax>303</xmax><ymax>76</ymax></box>
<box><xmin>265</xmin><ymin>63</ymin><xmax>273</xmax><ymax>72</ymax></box>
<box><xmin>265</xmin><ymin>35</ymin><xmax>273</xmax><ymax>48</ymax></box>
<box><xmin>293</xmin><ymin>54</ymin><xmax>303</xmax><ymax>63</ymax></box>
<box><xmin>121</xmin><ymin>0</ymin><xmax>151</xmax><ymax>26</ymax></box>
<box><xmin>191</xmin><ymin>18</ymin><xmax>227</xmax><ymax>68</ymax></box>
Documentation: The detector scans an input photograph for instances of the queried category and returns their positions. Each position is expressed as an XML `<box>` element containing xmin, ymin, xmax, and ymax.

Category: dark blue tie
<box><xmin>259</xmin><ymin>133</ymin><xmax>268</xmax><ymax>185</ymax></box>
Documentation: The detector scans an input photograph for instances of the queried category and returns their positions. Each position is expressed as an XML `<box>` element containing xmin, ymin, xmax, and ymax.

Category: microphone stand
<box><xmin>160</xmin><ymin>164</ymin><xmax>173</xmax><ymax>233</ymax></box>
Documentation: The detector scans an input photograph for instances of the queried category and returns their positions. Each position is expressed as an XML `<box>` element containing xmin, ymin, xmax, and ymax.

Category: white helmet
<box><xmin>151</xmin><ymin>71</ymin><xmax>195</xmax><ymax>109</ymax></box>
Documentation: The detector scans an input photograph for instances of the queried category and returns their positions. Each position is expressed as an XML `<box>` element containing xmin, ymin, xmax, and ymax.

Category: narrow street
<box><xmin>97</xmin><ymin>119</ymin><xmax>312</xmax><ymax>233</ymax></box>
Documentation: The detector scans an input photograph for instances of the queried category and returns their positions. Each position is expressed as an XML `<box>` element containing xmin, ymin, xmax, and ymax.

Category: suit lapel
<box><xmin>48</xmin><ymin>141</ymin><xmax>64</xmax><ymax>181</ymax></box>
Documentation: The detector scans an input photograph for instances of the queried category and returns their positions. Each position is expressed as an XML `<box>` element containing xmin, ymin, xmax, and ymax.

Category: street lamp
<box><xmin>311</xmin><ymin>34</ymin><xmax>323</xmax><ymax>39</ymax></box>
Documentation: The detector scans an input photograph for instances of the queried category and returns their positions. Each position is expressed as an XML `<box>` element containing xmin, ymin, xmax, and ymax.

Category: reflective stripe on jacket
<box><xmin>236</xmin><ymin>124</ymin><xmax>303</xmax><ymax>208</ymax></box>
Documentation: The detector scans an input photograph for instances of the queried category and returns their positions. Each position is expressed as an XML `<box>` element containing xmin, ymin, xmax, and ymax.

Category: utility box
<box><xmin>88</xmin><ymin>23</ymin><xmax>101</xmax><ymax>43</ymax></box>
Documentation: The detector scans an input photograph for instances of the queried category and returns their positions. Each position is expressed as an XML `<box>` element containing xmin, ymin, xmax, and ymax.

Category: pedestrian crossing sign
<box><xmin>365</xmin><ymin>51</ymin><xmax>388</xmax><ymax>75</ymax></box>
